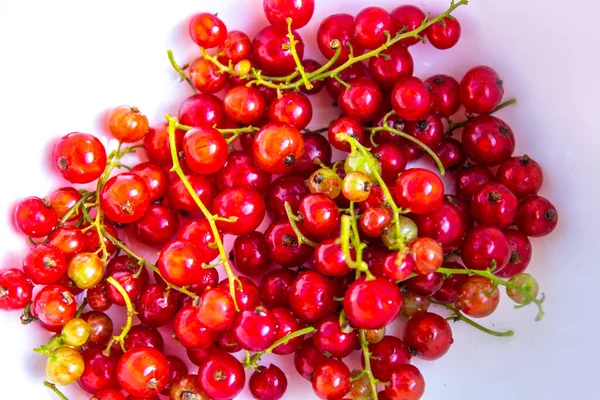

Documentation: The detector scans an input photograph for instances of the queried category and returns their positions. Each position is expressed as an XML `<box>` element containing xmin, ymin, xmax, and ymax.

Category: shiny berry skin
<box><xmin>298</xmin><ymin>194</ymin><xmax>340</xmax><ymax>238</ymax></box>
<box><xmin>413</xmin><ymin>196</ymin><xmax>470</xmax><ymax>251</ymax></box>
<box><xmin>436</xmin><ymin>137</ymin><xmax>466</xmax><ymax>172</ymax></box>
<box><xmin>23</xmin><ymin>244</ymin><xmax>66</xmax><ymax>285</ymax></box>
<box><xmin>136</xmin><ymin>284</ymin><xmax>177</xmax><ymax>328</ymax></box>
<box><xmin>68</xmin><ymin>252</ymin><xmax>104</xmax><ymax>289</ymax></box>
<box><xmin>395</xmin><ymin>168</ymin><xmax>444</xmax><ymax>214</ymax></box>
<box><xmin>223</xmin><ymin>86</ymin><xmax>266</xmax><ymax>125</ymax></box>
<box><xmin>294</xmin><ymin>337</ymin><xmax>331</xmax><ymax>380</ymax></box>
<box><xmin>218</xmin><ymin>276</ymin><xmax>261</xmax><ymax>312</ymax></box>
<box><xmin>406</xmin><ymin>113</ymin><xmax>444</xmax><ymax>150</ymax></box>
<box><xmin>403</xmin><ymin>311</ymin><xmax>453</xmax><ymax>360</ymax></box>
<box><xmin>264</xmin><ymin>0</ymin><xmax>314</xmax><ymax>29</ymax></box>
<box><xmin>91</xmin><ymin>389</ymin><xmax>126</xmax><ymax>400</ymax></box>
<box><xmin>471</xmin><ymin>182</ymin><xmax>518</xmax><ymax>227</ymax></box>
<box><xmin>326</xmin><ymin>63</ymin><xmax>369</xmax><ymax>100</ymax></box>
<box><xmin>338</xmin><ymin>77</ymin><xmax>383</xmax><ymax>123</ymax></box>
<box><xmin>265</xmin><ymin>175</ymin><xmax>309</xmax><ymax>220</ymax></box>
<box><xmin>268</xmin><ymin>92</ymin><xmax>313</xmax><ymax>131</ymax></box>
<box><xmin>53</xmin><ymin>132</ymin><xmax>107</xmax><ymax>184</ymax></box>
<box><xmin>391</xmin><ymin>5</ymin><xmax>426</xmax><ymax>47</ymax></box>
<box><xmin>253</xmin><ymin>122</ymin><xmax>304</xmax><ymax>174</ymax></box>
<box><xmin>252</xmin><ymin>26</ymin><xmax>304</xmax><ymax>75</ymax></box>
<box><xmin>516</xmin><ymin>195</ymin><xmax>558</xmax><ymax>237</ymax></box>
<box><xmin>14</xmin><ymin>196</ymin><xmax>57</xmax><ymax>238</ymax></box>
<box><xmin>196</xmin><ymin>352</ymin><xmax>245</xmax><ymax>400</ymax></box>
<box><xmin>176</xmin><ymin>219</ymin><xmax>221</xmax><ymax>262</ymax></box>
<box><xmin>189</xmin><ymin>57</ymin><xmax>227</xmax><ymax>93</ymax></box>
<box><xmin>497</xmin><ymin>229</ymin><xmax>533</xmax><ymax>278</ymax></box>
<box><xmin>196</xmin><ymin>288</ymin><xmax>236</xmax><ymax>331</ymax></box>
<box><xmin>161</xmin><ymin>356</ymin><xmax>189</xmax><ymax>396</ymax></box>
<box><xmin>212</xmin><ymin>187</ymin><xmax>266</xmax><ymax>236</ymax></box>
<box><xmin>33</xmin><ymin>284</ymin><xmax>76</xmax><ymax>327</ymax></box>
<box><xmin>0</xmin><ymin>268</ymin><xmax>33</xmax><ymax>310</ymax></box>
<box><xmin>100</xmin><ymin>173</ymin><xmax>150</xmax><ymax>224</ymax></box>
<box><xmin>143</xmin><ymin>123</ymin><xmax>184</xmax><ymax>166</ymax></box>
<box><xmin>368</xmin><ymin>44</ymin><xmax>414</xmax><ymax>90</ymax></box>
<box><xmin>360</xmin><ymin>206</ymin><xmax>392</xmax><ymax>238</ymax></box>
<box><xmin>365</xmin><ymin>335</ymin><xmax>411</xmax><ymax>381</ymax></box>
<box><xmin>169</xmin><ymin>374</ymin><xmax>206</xmax><ymax>400</ymax></box>
<box><xmin>496</xmin><ymin>155</ymin><xmax>544</xmax><ymax>198</ymax></box>
<box><xmin>216</xmin><ymin>328</ymin><xmax>242</xmax><ymax>353</ymax></box>
<box><xmin>265</xmin><ymin>220</ymin><xmax>315</xmax><ymax>268</ymax></box>
<box><xmin>342</xmin><ymin>171</ymin><xmax>372</xmax><ymax>203</ymax></box>
<box><xmin>427</xmin><ymin>16</ymin><xmax>461</xmax><ymax>49</ymax></box>
<box><xmin>392</xmin><ymin>77</ymin><xmax>432</xmax><ymax>122</ymax></box>
<box><xmin>189</xmin><ymin>13</ymin><xmax>227</xmax><ymax>48</ymax></box>
<box><xmin>433</xmin><ymin>265</ymin><xmax>469</xmax><ymax>304</ymax></box>
<box><xmin>344</xmin><ymin>276</ymin><xmax>402</xmax><ymax>329</ymax></box>
<box><xmin>460</xmin><ymin>65</ymin><xmax>504</xmax><ymax>114</ymax></box>
<box><xmin>46</xmin><ymin>346</ymin><xmax>85</xmax><ymax>386</ymax></box>
<box><xmin>47</xmin><ymin>227</ymin><xmax>85</xmax><ymax>260</ymax></box>
<box><xmin>455</xmin><ymin>275</ymin><xmax>500</xmax><ymax>318</ymax></box>
<box><xmin>461</xmin><ymin>225</ymin><xmax>510</xmax><ymax>272</ymax></box>
<box><xmin>168</xmin><ymin>174</ymin><xmax>216</xmax><ymax>216</ymax></box>
<box><xmin>130</xmin><ymin>162</ymin><xmax>169</xmax><ymax>203</ymax></box>
<box><xmin>328</xmin><ymin>117</ymin><xmax>365</xmax><ymax>152</ymax></box>
<box><xmin>311</xmin><ymin>358</ymin><xmax>351</xmax><ymax>400</ymax></box>
<box><xmin>108</xmin><ymin>106</ymin><xmax>149</xmax><ymax>143</ymax></box>
<box><xmin>134</xmin><ymin>204</ymin><xmax>178</xmax><ymax>247</ymax></box>
<box><xmin>289</xmin><ymin>270</ymin><xmax>337</xmax><ymax>323</ymax></box>
<box><xmin>82</xmin><ymin>311</ymin><xmax>113</xmax><ymax>348</ymax></box>
<box><xmin>220</xmin><ymin>30</ymin><xmax>251</xmax><ymax>63</ymax></box>
<box><xmin>271</xmin><ymin>307</ymin><xmax>305</xmax><ymax>355</ymax></box>
<box><xmin>309</xmin><ymin>168</ymin><xmax>343</xmax><ymax>200</ymax></box>
<box><xmin>174</xmin><ymin>305</ymin><xmax>218</xmax><ymax>349</ymax></box>
<box><xmin>406</xmin><ymin>272</ymin><xmax>444</xmax><ymax>297</ymax></box>
<box><xmin>410</xmin><ymin>238</ymin><xmax>444</xmax><ymax>275</ymax></box>
<box><xmin>313</xmin><ymin>315</ymin><xmax>358</xmax><ymax>358</ymax></box>
<box><xmin>158</xmin><ymin>240</ymin><xmax>209</xmax><ymax>287</ymax></box>
<box><xmin>232</xmin><ymin>306</ymin><xmax>278</xmax><ymax>351</ymax></box>
<box><xmin>249</xmin><ymin>364</ymin><xmax>288</xmax><ymax>400</ymax></box>
<box><xmin>216</xmin><ymin>151</ymin><xmax>272</xmax><ymax>195</ymax></box>
<box><xmin>294</xmin><ymin>133</ymin><xmax>333</xmax><ymax>177</ymax></box>
<box><xmin>79</xmin><ymin>348</ymin><xmax>120</xmax><ymax>394</ymax></box>
<box><xmin>232</xmin><ymin>231</ymin><xmax>270</xmax><ymax>276</ymax></box>
<box><xmin>382</xmin><ymin>251</ymin><xmax>415</xmax><ymax>282</ymax></box>
<box><xmin>178</xmin><ymin>93</ymin><xmax>225</xmax><ymax>128</ymax></box>
<box><xmin>182</xmin><ymin>126</ymin><xmax>228</xmax><ymax>175</ymax></box>
<box><xmin>123</xmin><ymin>325</ymin><xmax>164</xmax><ymax>352</ymax></box>
<box><xmin>455</xmin><ymin>163</ymin><xmax>495</xmax><ymax>199</ymax></box>
<box><xmin>48</xmin><ymin>187</ymin><xmax>82</xmax><ymax>223</ymax></box>
<box><xmin>317</xmin><ymin>13</ymin><xmax>358</xmax><ymax>65</ymax></box>
<box><xmin>117</xmin><ymin>347</ymin><xmax>169</xmax><ymax>398</ymax></box>
<box><xmin>373</xmin><ymin>143</ymin><xmax>408</xmax><ymax>183</ymax></box>
<box><xmin>259</xmin><ymin>268</ymin><xmax>296</xmax><ymax>308</ymax></box>
<box><xmin>353</xmin><ymin>7</ymin><xmax>394</xmax><ymax>49</ymax></box>
<box><xmin>425</xmin><ymin>74</ymin><xmax>461</xmax><ymax>117</ymax></box>
<box><xmin>385</xmin><ymin>364</ymin><xmax>425</xmax><ymax>400</ymax></box>
<box><xmin>314</xmin><ymin>239</ymin><xmax>353</xmax><ymax>277</ymax></box>
<box><xmin>462</xmin><ymin>115</ymin><xmax>515</xmax><ymax>166</ymax></box>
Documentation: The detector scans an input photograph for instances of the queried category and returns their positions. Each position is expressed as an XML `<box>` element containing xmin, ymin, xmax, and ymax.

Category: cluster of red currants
<box><xmin>0</xmin><ymin>0</ymin><xmax>558</xmax><ymax>399</ymax></box>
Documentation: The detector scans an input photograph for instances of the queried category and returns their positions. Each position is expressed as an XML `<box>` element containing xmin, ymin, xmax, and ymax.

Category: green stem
<box><xmin>104</xmin><ymin>277</ymin><xmax>135</xmax><ymax>354</ymax></box>
<box><xmin>167</xmin><ymin>49</ymin><xmax>198</xmax><ymax>93</ymax></box>
<box><xmin>44</xmin><ymin>381</ymin><xmax>69</xmax><ymax>400</ymax></box>
<box><xmin>246</xmin><ymin>326</ymin><xmax>315</xmax><ymax>368</ymax></box>
<box><xmin>285</xmin><ymin>18</ymin><xmax>312</xmax><ymax>90</ymax></box>
<box><xmin>166</xmin><ymin>115</ymin><xmax>241</xmax><ymax>311</ymax></box>
<box><xmin>58</xmin><ymin>192</ymin><xmax>93</xmax><ymax>226</ymax></box>
<box><xmin>284</xmin><ymin>201</ymin><xmax>318</xmax><ymax>247</ymax></box>
<box><xmin>358</xmin><ymin>330</ymin><xmax>379</xmax><ymax>400</ymax></box>
<box><xmin>442</xmin><ymin>303</ymin><xmax>515</xmax><ymax>337</ymax></box>
<box><xmin>75</xmin><ymin>298</ymin><xmax>87</xmax><ymax>318</ymax></box>
<box><xmin>34</xmin><ymin>335</ymin><xmax>64</xmax><ymax>356</ymax></box>
<box><xmin>436</xmin><ymin>267</ymin><xmax>545</xmax><ymax>321</ymax></box>
<box><xmin>446</xmin><ymin>98</ymin><xmax>518</xmax><ymax>136</ymax></box>
<box><xmin>340</xmin><ymin>215</ymin><xmax>372</xmax><ymax>279</ymax></box>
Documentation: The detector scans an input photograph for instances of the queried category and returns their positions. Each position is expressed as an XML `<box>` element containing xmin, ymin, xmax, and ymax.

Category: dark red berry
<box><xmin>403</xmin><ymin>311</ymin><xmax>453</xmax><ymax>360</ymax></box>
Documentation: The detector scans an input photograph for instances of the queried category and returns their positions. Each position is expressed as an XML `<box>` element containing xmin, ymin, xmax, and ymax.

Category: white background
<box><xmin>0</xmin><ymin>0</ymin><xmax>599</xmax><ymax>399</ymax></box>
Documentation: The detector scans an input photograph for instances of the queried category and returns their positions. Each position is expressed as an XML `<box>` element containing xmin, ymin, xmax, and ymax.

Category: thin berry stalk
<box><xmin>104</xmin><ymin>276</ymin><xmax>135</xmax><ymax>354</ymax></box>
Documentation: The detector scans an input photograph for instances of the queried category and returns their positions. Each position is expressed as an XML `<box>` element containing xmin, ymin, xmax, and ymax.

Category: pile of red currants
<box><xmin>1</xmin><ymin>0</ymin><xmax>557</xmax><ymax>399</ymax></box>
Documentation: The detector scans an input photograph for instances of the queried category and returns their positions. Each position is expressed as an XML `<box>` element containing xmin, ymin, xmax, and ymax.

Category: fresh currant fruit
<box><xmin>427</xmin><ymin>15</ymin><xmax>461</xmax><ymax>49</ymax></box>
<box><xmin>506</xmin><ymin>273</ymin><xmax>539</xmax><ymax>305</ymax></box>
<box><xmin>53</xmin><ymin>132</ymin><xmax>107</xmax><ymax>184</ymax></box>
<box><xmin>344</xmin><ymin>149</ymin><xmax>383</xmax><ymax>188</ymax></box>
<box><xmin>232</xmin><ymin>306</ymin><xmax>278</xmax><ymax>351</ymax></box>
<box><xmin>289</xmin><ymin>270</ymin><xmax>337</xmax><ymax>323</ymax></box>
<box><xmin>14</xmin><ymin>196</ymin><xmax>58</xmax><ymax>238</ymax></box>
<box><xmin>460</xmin><ymin>65</ymin><xmax>504</xmax><ymax>114</ymax></box>
<box><xmin>161</xmin><ymin>356</ymin><xmax>189</xmax><ymax>396</ymax></box>
<box><xmin>117</xmin><ymin>347</ymin><xmax>169</xmax><ymax>398</ymax></box>
<box><xmin>130</xmin><ymin>162</ymin><xmax>169</xmax><ymax>203</ymax></box>
<box><xmin>33</xmin><ymin>284</ymin><xmax>76</xmax><ymax>327</ymax></box>
<box><xmin>48</xmin><ymin>227</ymin><xmax>85</xmax><ymax>260</ymax></box>
<box><xmin>385</xmin><ymin>364</ymin><xmax>426</xmax><ymax>400</ymax></box>
<box><xmin>46</xmin><ymin>346</ymin><xmax>85</xmax><ymax>386</ymax></box>
<box><xmin>328</xmin><ymin>117</ymin><xmax>366</xmax><ymax>152</ymax></box>
<box><xmin>338</xmin><ymin>77</ymin><xmax>384</xmax><ymax>123</ymax></box>
<box><xmin>259</xmin><ymin>268</ymin><xmax>296</xmax><ymax>308</ymax></box>
<box><xmin>271</xmin><ymin>307</ymin><xmax>306</xmax><ymax>355</ymax></box>
<box><xmin>410</xmin><ymin>237</ymin><xmax>444</xmax><ymax>275</ymax></box>
<box><xmin>293</xmin><ymin>133</ymin><xmax>332</xmax><ymax>177</ymax></box>
<box><xmin>158</xmin><ymin>240</ymin><xmax>209</xmax><ymax>287</ymax></box>
<box><xmin>308</xmin><ymin>168</ymin><xmax>343</xmax><ymax>199</ymax></box>
<box><xmin>249</xmin><ymin>364</ymin><xmax>288</xmax><ymax>400</ymax></box>
<box><xmin>313</xmin><ymin>315</ymin><xmax>358</xmax><ymax>358</ymax></box>
<box><xmin>382</xmin><ymin>215</ymin><xmax>419</xmax><ymax>249</ymax></box>
<box><xmin>353</xmin><ymin>6</ymin><xmax>394</xmax><ymax>49</ymax></box>
<box><xmin>342</xmin><ymin>171</ymin><xmax>372</xmax><ymax>202</ymax></box>
<box><xmin>496</xmin><ymin>229</ymin><xmax>532</xmax><ymax>278</ymax></box>
<box><xmin>432</xmin><ymin>264</ymin><xmax>469</xmax><ymax>304</ymax></box>
<box><xmin>48</xmin><ymin>187</ymin><xmax>82</xmax><ymax>223</ymax></box>
<box><xmin>195</xmin><ymin>288</ymin><xmax>236</xmax><ymax>331</ymax></box>
<box><xmin>186</xmin><ymin>345</ymin><xmax>221</xmax><ymax>367</ymax></box>
<box><xmin>100</xmin><ymin>173</ymin><xmax>150</xmax><ymax>224</ymax></box>
<box><xmin>61</xmin><ymin>317</ymin><xmax>90</xmax><ymax>347</ymax></box>
<box><xmin>461</xmin><ymin>225</ymin><xmax>510</xmax><ymax>272</ymax></box>
<box><xmin>182</xmin><ymin>126</ymin><xmax>228</xmax><ymax>175</ymax></box>
<box><xmin>436</xmin><ymin>137</ymin><xmax>466</xmax><ymax>172</ymax></box>
<box><xmin>136</xmin><ymin>284</ymin><xmax>177</xmax><ymax>328</ymax></box>
<box><xmin>317</xmin><ymin>13</ymin><xmax>358</xmax><ymax>65</ymax></box>
<box><xmin>496</xmin><ymin>155</ymin><xmax>544</xmax><ymax>198</ymax></box>
<box><xmin>218</xmin><ymin>276</ymin><xmax>261</xmax><ymax>312</ymax></box>
<box><xmin>405</xmin><ymin>113</ymin><xmax>444</xmax><ymax>150</ymax></box>
<box><xmin>395</xmin><ymin>168</ymin><xmax>444</xmax><ymax>214</ymax></box>
<box><xmin>373</xmin><ymin>143</ymin><xmax>408</xmax><ymax>183</ymax></box>
<box><xmin>402</xmin><ymin>289</ymin><xmax>432</xmax><ymax>318</ymax></box>
<box><xmin>264</xmin><ymin>0</ymin><xmax>314</xmax><ymax>29</ymax></box>
<box><xmin>406</xmin><ymin>272</ymin><xmax>444</xmax><ymax>297</ymax></box>
<box><xmin>360</xmin><ymin>207</ymin><xmax>392</xmax><ymax>238</ymax></box>
<box><xmin>105</xmin><ymin>269</ymin><xmax>143</xmax><ymax>306</ymax></box>
<box><xmin>471</xmin><ymin>182</ymin><xmax>518</xmax><ymax>227</ymax></box>
<box><xmin>413</xmin><ymin>196</ymin><xmax>470</xmax><ymax>251</ymax></box>
<box><xmin>382</xmin><ymin>251</ymin><xmax>415</xmax><ymax>281</ymax></box>
<box><xmin>82</xmin><ymin>311</ymin><xmax>114</xmax><ymax>348</ymax></box>
<box><xmin>215</xmin><ymin>150</ymin><xmax>272</xmax><ymax>195</ymax></box>
<box><xmin>425</xmin><ymin>74</ymin><xmax>461</xmax><ymax>117</ymax></box>
<box><xmin>169</xmin><ymin>374</ymin><xmax>207</xmax><ymax>400</ymax></box>
<box><xmin>216</xmin><ymin>328</ymin><xmax>242</xmax><ymax>353</ymax></box>
<box><xmin>178</xmin><ymin>93</ymin><xmax>225</xmax><ymax>128</ymax></box>
<box><xmin>326</xmin><ymin>63</ymin><xmax>369</xmax><ymax>99</ymax></box>
<box><xmin>392</xmin><ymin>76</ymin><xmax>432</xmax><ymax>122</ymax></box>
<box><xmin>90</xmin><ymin>389</ymin><xmax>127</xmax><ymax>400</ymax></box>
<box><xmin>123</xmin><ymin>325</ymin><xmax>165</xmax><ymax>352</ymax></box>
<box><xmin>134</xmin><ymin>204</ymin><xmax>179</xmax><ymax>247</ymax></box>
<box><xmin>265</xmin><ymin>175</ymin><xmax>309</xmax><ymax>220</ymax></box>
<box><xmin>189</xmin><ymin>57</ymin><xmax>228</xmax><ymax>93</ymax></box>
<box><xmin>168</xmin><ymin>174</ymin><xmax>217</xmax><ymax>216</ymax></box>
<box><xmin>298</xmin><ymin>193</ymin><xmax>340</xmax><ymax>238</ymax></box>
<box><xmin>314</xmin><ymin>239</ymin><xmax>353</xmax><ymax>277</ymax></box>
<box><xmin>196</xmin><ymin>352</ymin><xmax>245</xmax><ymax>400</ymax></box>
<box><xmin>294</xmin><ymin>337</ymin><xmax>331</xmax><ymax>380</ymax></box>
<box><xmin>144</xmin><ymin>123</ymin><xmax>185</xmax><ymax>166</ymax></box>
<box><xmin>174</xmin><ymin>305</ymin><xmax>218</xmax><ymax>349</ymax></box>
<box><xmin>212</xmin><ymin>187</ymin><xmax>266</xmax><ymax>236</ymax></box>
<box><xmin>264</xmin><ymin>219</ymin><xmax>315</xmax><ymax>268</ymax></box>
<box><xmin>390</xmin><ymin>5</ymin><xmax>426</xmax><ymax>46</ymax></box>
<box><xmin>107</xmin><ymin>105</ymin><xmax>149</xmax><ymax>143</ymax></box>
<box><xmin>252</xmin><ymin>25</ymin><xmax>304</xmax><ymax>75</ymax></box>
<box><xmin>462</xmin><ymin>115</ymin><xmax>515</xmax><ymax>166</ymax></box>
<box><xmin>515</xmin><ymin>195</ymin><xmax>558</xmax><ymax>237</ymax></box>
<box><xmin>253</xmin><ymin>122</ymin><xmax>304</xmax><ymax>174</ymax></box>
<box><xmin>232</xmin><ymin>231</ymin><xmax>271</xmax><ymax>276</ymax></box>
<box><xmin>268</xmin><ymin>92</ymin><xmax>313</xmax><ymax>131</ymax></box>
<box><xmin>220</xmin><ymin>30</ymin><xmax>251</xmax><ymax>63</ymax></box>
<box><xmin>176</xmin><ymin>219</ymin><xmax>221</xmax><ymax>263</ymax></box>
<box><xmin>223</xmin><ymin>86</ymin><xmax>266</xmax><ymax>125</ymax></box>
<box><xmin>189</xmin><ymin>13</ymin><xmax>227</xmax><ymax>48</ymax></box>
<box><xmin>403</xmin><ymin>311</ymin><xmax>453</xmax><ymax>360</ymax></box>
<box><xmin>455</xmin><ymin>162</ymin><xmax>495</xmax><ymax>199</ymax></box>
<box><xmin>344</xmin><ymin>276</ymin><xmax>402</xmax><ymax>329</ymax></box>
<box><xmin>311</xmin><ymin>358</ymin><xmax>351</xmax><ymax>400</ymax></box>
<box><xmin>0</xmin><ymin>268</ymin><xmax>33</xmax><ymax>310</ymax></box>
<box><xmin>368</xmin><ymin>44</ymin><xmax>414</xmax><ymax>90</ymax></box>
<box><xmin>79</xmin><ymin>347</ymin><xmax>120</xmax><ymax>393</ymax></box>
<box><xmin>23</xmin><ymin>244</ymin><xmax>66</xmax><ymax>285</ymax></box>
<box><xmin>455</xmin><ymin>275</ymin><xmax>500</xmax><ymax>318</ymax></box>
<box><xmin>364</xmin><ymin>335</ymin><xmax>411</xmax><ymax>381</ymax></box>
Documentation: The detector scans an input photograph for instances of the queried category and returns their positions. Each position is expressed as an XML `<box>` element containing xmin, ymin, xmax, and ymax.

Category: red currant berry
<box><xmin>167</xmin><ymin>174</ymin><xmax>217</xmax><ymax>216</ymax></box>
<box><xmin>326</xmin><ymin>63</ymin><xmax>369</xmax><ymax>98</ymax></box>
<box><xmin>176</xmin><ymin>219</ymin><xmax>221</xmax><ymax>262</ymax></box>
<box><xmin>253</xmin><ymin>122</ymin><xmax>304</xmax><ymax>174</ymax></box>
<box><xmin>344</xmin><ymin>276</ymin><xmax>402</xmax><ymax>329</ymax></box>
<box><xmin>403</xmin><ymin>311</ymin><xmax>453</xmax><ymax>360</ymax></box>
<box><xmin>196</xmin><ymin>352</ymin><xmax>245</xmax><ymax>400</ymax></box>
<box><xmin>314</xmin><ymin>239</ymin><xmax>353</xmax><ymax>277</ymax></box>
<box><xmin>427</xmin><ymin>16</ymin><xmax>461</xmax><ymax>49</ymax></box>
<box><xmin>405</xmin><ymin>113</ymin><xmax>444</xmax><ymax>150</ymax></box>
<box><xmin>425</xmin><ymin>74</ymin><xmax>461</xmax><ymax>117</ymax></box>
<box><xmin>134</xmin><ymin>204</ymin><xmax>178</xmax><ymax>247</ymax></box>
<box><xmin>455</xmin><ymin>162</ymin><xmax>495</xmax><ymax>199</ymax></box>
<box><xmin>249</xmin><ymin>363</ymin><xmax>288</xmax><ymax>400</ymax></box>
<box><xmin>178</xmin><ymin>93</ymin><xmax>225</xmax><ymax>128</ymax></box>
<box><xmin>174</xmin><ymin>305</ymin><xmax>218</xmax><ymax>349</ymax></box>
<box><xmin>117</xmin><ymin>347</ymin><xmax>169</xmax><ymax>398</ymax></box>
<box><xmin>123</xmin><ymin>325</ymin><xmax>164</xmax><ymax>352</ymax></box>
<box><xmin>265</xmin><ymin>175</ymin><xmax>309</xmax><ymax>220</ymax></box>
<box><xmin>496</xmin><ymin>155</ymin><xmax>544</xmax><ymax>198</ymax></box>
<box><xmin>196</xmin><ymin>288</ymin><xmax>236</xmax><ymax>331</ymax></box>
<box><xmin>300</xmin><ymin>59</ymin><xmax>326</xmax><ymax>95</ymax></box>
<box><xmin>14</xmin><ymin>196</ymin><xmax>57</xmax><ymax>238</ymax></box>
<box><xmin>264</xmin><ymin>219</ymin><xmax>315</xmax><ymax>268</ymax></box>
<box><xmin>462</xmin><ymin>115</ymin><xmax>515</xmax><ymax>166</ymax></box>
<box><xmin>252</xmin><ymin>26</ymin><xmax>304</xmax><ymax>75</ymax></box>
<box><xmin>432</xmin><ymin>263</ymin><xmax>469</xmax><ymax>304</ymax></box>
<box><xmin>353</xmin><ymin>7</ymin><xmax>395</xmax><ymax>49</ymax></box>
<box><xmin>436</xmin><ymin>137</ymin><xmax>466</xmax><ymax>172</ymax></box>
<box><xmin>328</xmin><ymin>117</ymin><xmax>365</xmax><ymax>153</ymax></box>
<box><xmin>189</xmin><ymin>58</ymin><xmax>228</xmax><ymax>94</ymax></box>
<box><xmin>373</xmin><ymin>143</ymin><xmax>408</xmax><ymax>183</ymax></box>
<box><xmin>100</xmin><ymin>173</ymin><xmax>150</xmax><ymax>224</ymax></box>
<box><xmin>215</xmin><ymin>151</ymin><xmax>272</xmax><ymax>195</ymax></box>
<box><xmin>368</xmin><ymin>44</ymin><xmax>414</xmax><ymax>90</ymax></box>
<box><xmin>0</xmin><ymin>268</ymin><xmax>33</xmax><ymax>310</ymax></box>
<box><xmin>161</xmin><ymin>356</ymin><xmax>188</xmax><ymax>396</ymax></box>
<box><xmin>53</xmin><ymin>133</ymin><xmax>107</xmax><ymax>184</ymax></box>
<box><xmin>189</xmin><ymin>13</ymin><xmax>227</xmax><ymax>48</ymax></box>
<box><xmin>158</xmin><ymin>240</ymin><xmax>210</xmax><ymax>287</ymax></box>
<box><xmin>395</xmin><ymin>168</ymin><xmax>444</xmax><ymax>214</ymax></box>
<box><xmin>391</xmin><ymin>77</ymin><xmax>432</xmax><ymax>122</ymax></box>
<box><xmin>79</xmin><ymin>347</ymin><xmax>120</xmax><ymax>394</ymax></box>
<box><xmin>460</xmin><ymin>65</ymin><xmax>504</xmax><ymax>114</ymax></box>
<box><xmin>169</xmin><ymin>374</ymin><xmax>205</xmax><ymax>399</ymax></box>
<box><xmin>338</xmin><ymin>77</ymin><xmax>384</xmax><ymax>123</ymax></box>
<box><xmin>460</xmin><ymin>225</ymin><xmax>510</xmax><ymax>272</ymax></box>
<box><xmin>220</xmin><ymin>30</ymin><xmax>252</xmax><ymax>63</ymax></box>
<box><xmin>212</xmin><ymin>187</ymin><xmax>266</xmax><ymax>236</ymax></box>
<box><xmin>413</xmin><ymin>196</ymin><xmax>470</xmax><ymax>251</ymax></box>
<box><xmin>264</xmin><ymin>0</ymin><xmax>315</xmax><ymax>29</ymax></box>
<box><xmin>232</xmin><ymin>231</ymin><xmax>270</xmax><ymax>276</ymax></box>
<box><xmin>218</xmin><ymin>276</ymin><xmax>261</xmax><ymax>312</ymax></box>
<box><xmin>271</xmin><ymin>307</ymin><xmax>305</xmax><ymax>355</ymax></box>
<box><xmin>410</xmin><ymin>237</ymin><xmax>443</xmax><ymax>275</ymax></box>
<box><xmin>317</xmin><ymin>13</ymin><xmax>359</xmax><ymax>65</ymax></box>
<box><xmin>82</xmin><ymin>311</ymin><xmax>114</xmax><ymax>348</ymax></box>
<box><xmin>294</xmin><ymin>337</ymin><xmax>331</xmax><ymax>380</ymax></box>
<box><xmin>406</xmin><ymin>272</ymin><xmax>444</xmax><ymax>297</ymax></box>
<box><xmin>232</xmin><ymin>306</ymin><xmax>278</xmax><ymax>351</ymax></box>
<box><xmin>130</xmin><ymin>162</ymin><xmax>169</xmax><ymax>203</ymax></box>
<box><xmin>471</xmin><ymin>182</ymin><xmax>518</xmax><ymax>227</ymax></box>
<box><xmin>294</xmin><ymin>132</ymin><xmax>333</xmax><ymax>177</ymax></box>
<box><xmin>143</xmin><ymin>123</ymin><xmax>185</xmax><ymax>166</ymax></box>
<box><xmin>364</xmin><ymin>335</ymin><xmax>411</xmax><ymax>381</ymax></box>
<box><xmin>298</xmin><ymin>193</ymin><xmax>340</xmax><ymax>238</ymax></box>
<box><xmin>182</xmin><ymin>126</ymin><xmax>228</xmax><ymax>175</ymax></box>
<box><xmin>516</xmin><ymin>195</ymin><xmax>558</xmax><ymax>237</ymax></box>
<box><xmin>259</xmin><ymin>268</ymin><xmax>296</xmax><ymax>308</ymax></box>
<box><xmin>313</xmin><ymin>315</ymin><xmax>358</xmax><ymax>358</ymax></box>
<box><xmin>496</xmin><ymin>229</ymin><xmax>532</xmax><ymax>278</ymax></box>
<box><xmin>107</xmin><ymin>106</ymin><xmax>149</xmax><ymax>143</ymax></box>
<box><xmin>382</xmin><ymin>251</ymin><xmax>415</xmax><ymax>282</ymax></box>
<box><xmin>311</xmin><ymin>358</ymin><xmax>351</xmax><ymax>400</ymax></box>
<box><xmin>385</xmin><ymin>364</ymin><xmax>425</xmax><ymax>400</ymax></box>
<box><xmin>223</xmin><ymin>86</ymin><xmax>266</xmax><ymax>125</ymax></box>
<box><xmin>23</xmin><ymin>244</ymin><xmax>66</xmax><ymax>285</ymax></box>
<box><xmin>390</xmin><ymin>5</ymin><xmax>426</xmax><ymax>47</ymax></box>
<box><xmin>48</xmin><ymin>227</ymin><xmax>85</xmax><ymax>260</ymax></box>
<box><xmin>290</xmin><ymin>270</ymin><xmax>337</xmax><ymax>323</ymax></box>
<box><xmin>360</xmin><ymin>207</ymin><xmax>392</xmax><ymax>238</ymax></box>
<box><xmin>136</xmin><ymin>284</ymin><xmax>177</xmax><ymax>328</ymax></box>
<box><xmin>48</xmin><ymin>187</ymin><xmax>82</xmax><ymax>223</ymax></box>
<box><xmin>33</xmin><ymin>284</ymin><xmax>76</xmax><ymax>327</ymax></box>
<box><xmin>455</xmin><ymin>275</ymin><xmax>500</xmax><ymax>318</ymax></box>
<box><xmin>268</xmin><ymin>92</ymin><xmax>313</xmax><ymax>131</ymax></box>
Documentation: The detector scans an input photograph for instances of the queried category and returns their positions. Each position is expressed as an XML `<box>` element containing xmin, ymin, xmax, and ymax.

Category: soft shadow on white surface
<box><xmin>0</xmin><ymin>0</ymin><xmax>599</xmax><ymax>399</ymax></box>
